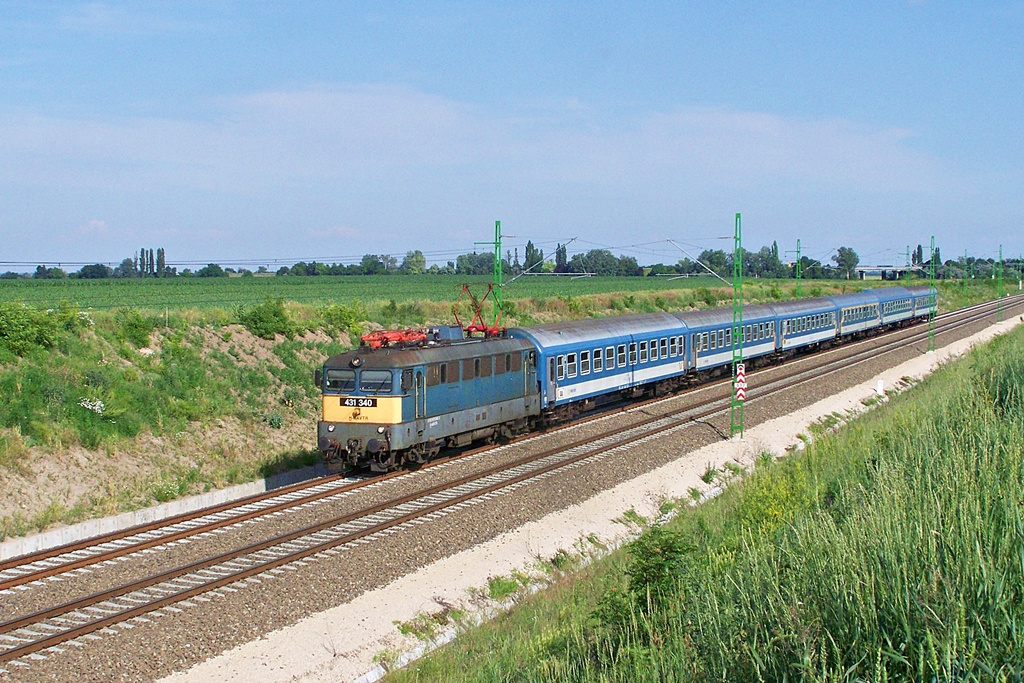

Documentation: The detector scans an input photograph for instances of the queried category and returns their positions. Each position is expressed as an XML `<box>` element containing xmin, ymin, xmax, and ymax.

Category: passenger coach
<box><xmin>506</xmin><ymin>313</ymin><xmax>688</xmax><ymax>421</ymax></box>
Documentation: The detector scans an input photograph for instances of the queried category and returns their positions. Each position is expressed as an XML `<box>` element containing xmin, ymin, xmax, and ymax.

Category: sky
<box><xmin>1</xmin><ymin>2</ymin><xmax>1022</xmax><ymax>272</ymax></box>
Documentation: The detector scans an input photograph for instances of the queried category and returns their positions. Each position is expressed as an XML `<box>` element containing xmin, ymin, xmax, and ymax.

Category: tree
<box><xmin>455</xmin><ymin>252</ymin><xmax>493</xmax><ymax>275</ymax></box>
<box><xmin>523</xmin><ymin>241</ymin><xmax>544</xmax><ymax>273</ymax></box>
<box><xmin>196</xmin><ymin>263</ymin><xmax>227</xmax><ymax>277</ymax></box>
<box><xmin>113</xmin><ymin>258</ymin><xmax>136</xmax><ymax>278</ymax></box>
<box><xmin>697</xmin><ymin>249</ymin><xmax>729</xmax><ymax>276</ymax></box>
<box><xmin>78</xmin><ymin>264</ymin><xmax>112</xmax><ymax>279</ymax></box>
<box><xmin>400</xmin><ymin>250</ymin><xmax>427</xmax><ymax>274</ymax></box>
<box><xmin>554</xmin><ymin>244</ymin><xmax>568</xmax><ymax>273</ymax></box>
<box><xmin>568</xmin><ymin>249</ymin><xmax>617</xmax><ymax>275</ymax></box>
<box><xmin>156</xmin><ymin>248</ymin><xmax>166</xmax><ymax>277</ymax></box>
<box><xmin>833</xmin><ymin>247</ymin><xmax>859</xmax><ymax>279</ymax></box>
<box><xmin>359</xmin><ymin>254</ymin><xmax>385</xmax><ymax>275</ymax></box>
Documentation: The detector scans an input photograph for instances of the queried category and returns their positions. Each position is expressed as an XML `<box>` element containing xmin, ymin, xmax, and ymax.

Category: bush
<box><xmin>114</xmin><ymin>307</ymin><xmax>154</xmax><ymax>347</ymax></box>
<box><xmin>238</xmin><ymin>298</ymin><xmax>295</xmax><ymax>339</ymax></box>
<box><xmin>321</xmin><ymin>301</ymin><xmax>367</xmax><ymax>338</ymax></box>
<box><xmin>0</xmin><ymin>302</ymin><xmax>59</xmax><ymax>357</ymax></box>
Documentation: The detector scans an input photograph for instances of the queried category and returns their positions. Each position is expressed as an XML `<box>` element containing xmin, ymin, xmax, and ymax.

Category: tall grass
<box><xmin>391</xmin><ymin>326</ymin><xmax>1024</xmax><ymax>682</ymax></box>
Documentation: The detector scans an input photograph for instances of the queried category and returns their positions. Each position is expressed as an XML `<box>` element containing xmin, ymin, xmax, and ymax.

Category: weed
<box><xmin>615</xmin><ymin>507</ymin><xmax>648</xmax><ymax>528</ymax></box>
<box><xmin>487</xmin><ymin>574</ymin><xmax>521</xmax><ymax>602</ymax></box>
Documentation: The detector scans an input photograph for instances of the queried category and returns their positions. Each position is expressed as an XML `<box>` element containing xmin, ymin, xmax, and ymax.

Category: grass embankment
<box><xmin>391</xmin><ymin>324</ymin><xmax>1024</xmax><ymax>681</ymax></box>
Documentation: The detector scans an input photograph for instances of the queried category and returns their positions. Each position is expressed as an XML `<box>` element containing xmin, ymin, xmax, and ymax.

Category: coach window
<box><xmin>581</xmin><ymin>350</ymin><xmax>590</xmax><ymax>375</ymax></box>
<box><xmin>495</xmin><ymin>354</ymin><xmax>506</xmax><ymax>375</ymax></box>
<box><xmin>463</xmin><ymin>359</ymin><xmax>476</xmax><ymax>379</ymax></box>
<box><xmin>605</xmin><ymin>346</ymin><xmax>614</xmax><ymax>370</ymax></box>
<box><xmin>629</xmin><ymin>343</ymin><xmax>638</xmax><ymax>365</ymax></box>
<box><xmin>617</xmin><ymin>345</ymin><xmax>626</xmax><ymax>367</ymax></box>
<box><xmin>660</xmin><ymin>338</ymin><xmax>668</xmax><ymax>358</ymax></box>
<box><xmin>557</xmin><ymin>355</ymin><xmax>566</xmax><ymax>380</ymax></box>
<box><xmin>669</xmin><ymin>337</ymin><xmax>677</xmax><ymax>356</ymax></box>
<box><xmin>718</xmin><ymin>329</ymin><xmax>726</xmax><ymax>348</ymax></box>
<box><xmin>639</xmin><ymin>341</ymin><xmax>648</xmax><ymax>363</ymax></box>
<box><xmin>511</xmin><ymin>352</ymin><xmax>523</xmax><ymax>372</ymax></box>
<box><xmin>593</xmin><ymin>348</ymin><xmax>603</xmax><ymax>372</ymax></box>
<box><xmin>426</xmin><ymin>364</ymin><xmax>440</xmax><ymax>387</ymax></box>
<box><xmin>725</xmin><ymin>329</ymin><xmax>732</xmax><ymax>347</ymax></box>
<box><xmin>650</xmin><ymin>340</ymin><xmax>658</xmax><ymax>361</ymax></box>
<box><xmin>567</xmin><ymin>353</ymin><xmax>578</xmax><ymax>378</ymax></box>
<box><xmin>480</xmin><ymin>356</ymin><xmax>492</xmax><ymax>377</ymax></box>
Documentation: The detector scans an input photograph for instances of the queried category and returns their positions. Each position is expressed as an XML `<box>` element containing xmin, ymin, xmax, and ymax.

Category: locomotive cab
<box><xmin>317</xmin><ymin>360</ymin><xmax>404</xmax><ymax>471</ymax></box>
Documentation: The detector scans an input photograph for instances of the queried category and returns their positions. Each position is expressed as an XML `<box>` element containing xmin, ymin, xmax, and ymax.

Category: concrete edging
<box><xmin>0</xmin><ymin>463</ymin><xmax>328</xmax><ymax>563</ymax></box>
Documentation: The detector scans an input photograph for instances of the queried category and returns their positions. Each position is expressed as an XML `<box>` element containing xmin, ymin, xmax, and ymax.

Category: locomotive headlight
<box><xmin>377</xmin><ymin>426</ymin><xmax>386</xmax><ymax>434</ymax></box>
<box><xmin>327</xmin><ymin>425</ymin><xmax>335</xmax><ymax>432</ymax></box>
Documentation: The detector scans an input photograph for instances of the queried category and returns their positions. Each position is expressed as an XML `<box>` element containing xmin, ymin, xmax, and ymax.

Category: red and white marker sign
<box><xmin>735</xmin><ymin>363</ymin><xmax>747</xmax><ymax>401</ymax></box>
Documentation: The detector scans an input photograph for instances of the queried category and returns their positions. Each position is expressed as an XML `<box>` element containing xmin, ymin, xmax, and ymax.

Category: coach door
<box><xmin>547</xmin><ymin>357</ymin><xmax>557</xmax><ymax>404</ymax></box>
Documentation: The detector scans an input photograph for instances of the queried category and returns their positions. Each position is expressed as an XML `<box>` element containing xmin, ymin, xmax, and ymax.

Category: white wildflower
<box><xmin>78</xmin><ymin>398</ymin><xmax>105</xmax><ymax>414</ymax></box>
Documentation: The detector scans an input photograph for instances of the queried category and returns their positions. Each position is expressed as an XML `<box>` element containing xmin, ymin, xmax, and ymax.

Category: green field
<box><xmin>0</xmin><ymin>274</ymin><xmax>734</xmax><ymax>311</ymax></box>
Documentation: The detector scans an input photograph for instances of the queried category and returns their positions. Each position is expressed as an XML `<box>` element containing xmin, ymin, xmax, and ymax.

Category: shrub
<box><xmin>321</xmin><ymin>301</ymin><xmax>367</xmax><ymax>338</ymax></box>
<box><xmin>238</xmin><ymin>298</ymin><xmax>295</xmax><ymax>339</ymax></box>
<box><xmin>0</xmin><ymin>302</ymin><xmax>58</xmax><ymax>356</ymax></box>
<box><xmin>114</xmin><ymin>307</ymin><xmax>154</xmax><ymax>347</ymax></box>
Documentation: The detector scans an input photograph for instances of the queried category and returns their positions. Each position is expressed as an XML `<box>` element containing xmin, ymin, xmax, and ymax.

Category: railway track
<box><xmin>0</xmin><ymin>294</ymin><xmax>1020</xmax><ymax>668</ymax></box>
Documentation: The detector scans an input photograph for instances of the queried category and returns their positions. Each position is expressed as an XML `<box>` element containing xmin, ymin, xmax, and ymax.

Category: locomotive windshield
<box><xmin>325</xmin><ymin>369</ymin><xmax>356</xmax><ymax>392</ymax></box>
<box><xmin>358</xmin><ymin>370</ymin><xmax>394</xmax><ymax>394</ymax></box>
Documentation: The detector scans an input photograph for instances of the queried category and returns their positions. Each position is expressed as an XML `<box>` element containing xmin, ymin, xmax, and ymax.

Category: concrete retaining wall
<box><xmin>0</xmin><ymin>464</ymin><xmax>328</xmax><ymax>563</ymax></box>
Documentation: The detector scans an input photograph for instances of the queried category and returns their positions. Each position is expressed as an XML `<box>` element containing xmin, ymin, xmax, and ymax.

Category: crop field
<box><xmin>0</xmin><ymin>274</ymin><xmax>729</xmax><ymax>311</ymax></box>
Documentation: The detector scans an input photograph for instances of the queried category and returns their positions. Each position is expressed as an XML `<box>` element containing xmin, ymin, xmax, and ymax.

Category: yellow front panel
<box><xmin>322</xmin><ymin>396</ymin><xmax>403</xmax><ymax>424</ymax></box>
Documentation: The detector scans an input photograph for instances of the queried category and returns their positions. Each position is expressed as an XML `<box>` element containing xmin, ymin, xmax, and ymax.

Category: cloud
<box><xmin>59</xmin><ymin>2</ymin><xmax>206</xmax><ymax>34</ymax></box>
<box><xmin>79</xmin><ymin>219</ymin><xmax>109</xmax><ymax>236</ymax></box>
<box><xmin>307</xmin><ymin>225</ymin><xmax>361</xmax><ymax>239</ymax></box>
<box><xmin>1</xmin><ymin>83</ymin><xmax>990</xmax><ymax>264</ymax></box>
<box><xmin>0</xmin><ymin>86</ymin><xmax>953</xmax><ymax>198</ymax></box>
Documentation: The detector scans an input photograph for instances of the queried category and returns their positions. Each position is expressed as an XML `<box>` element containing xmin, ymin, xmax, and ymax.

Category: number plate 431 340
<box><xmin>342</xmin><ymin>397</ymin><xmax>377</xmax><ymax>408</ymax></box>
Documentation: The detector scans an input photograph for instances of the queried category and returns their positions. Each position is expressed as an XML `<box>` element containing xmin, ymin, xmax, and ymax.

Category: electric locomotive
<box><xmin>316</xmin><ymin>328</ymin><xmax>539</xmax><ymax>472</ymax></box>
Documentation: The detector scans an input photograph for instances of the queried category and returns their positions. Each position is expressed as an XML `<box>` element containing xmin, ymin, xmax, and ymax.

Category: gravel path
<box><xmin>3</xmin><ymin>304</ymin><xmax>1021</xmax><ymax>683</ymax></box>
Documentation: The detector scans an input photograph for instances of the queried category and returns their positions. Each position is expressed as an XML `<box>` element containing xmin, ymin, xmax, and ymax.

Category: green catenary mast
<box><xmin>731</xmin><ymin>213</ymin><xmax>744</xmax><ymax>439</ymax></box>
<box><xmin>998</xmin><ymin>244</ymin><xmax>1003</xmax><ymax>322</ymax></box>
<box><xmin>928</xmin><ymin>236</ymin><xmax>937</xmax><ymax>351</ymax></box>
<box><xmin>787</xmin><ymin>239</ymin><xmax>802</xmax><ymax>296</ymax></box>
<box><xmin>474</xmin><ymin>220</ymin><xmax>504</xmax><ymax>323</ymax></box>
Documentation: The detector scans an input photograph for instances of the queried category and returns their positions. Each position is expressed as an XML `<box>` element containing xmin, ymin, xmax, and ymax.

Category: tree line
<box><xmin>5</xmin><ymin>241</ymin><xmax>1018</xmax><ymax>282</ymax></box>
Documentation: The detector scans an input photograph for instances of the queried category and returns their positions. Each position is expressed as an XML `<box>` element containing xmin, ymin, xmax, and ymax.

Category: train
<box><xmin>316</xmin><ymin>285</ymin><xmax>936</xmax><ymax>472</ymax></box>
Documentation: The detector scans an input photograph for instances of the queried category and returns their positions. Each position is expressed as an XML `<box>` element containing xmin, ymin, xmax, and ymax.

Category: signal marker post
<box><xmin>730</xmin><ymin>213</ymin><xmax>745</xmax><ymax>440</ymax></box>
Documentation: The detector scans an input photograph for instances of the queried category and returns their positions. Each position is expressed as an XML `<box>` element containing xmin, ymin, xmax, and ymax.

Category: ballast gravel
<box><xmin>2</xmin><ymin>303</ymin><xmax>1021</xmax><ymax>683</ymax></box>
